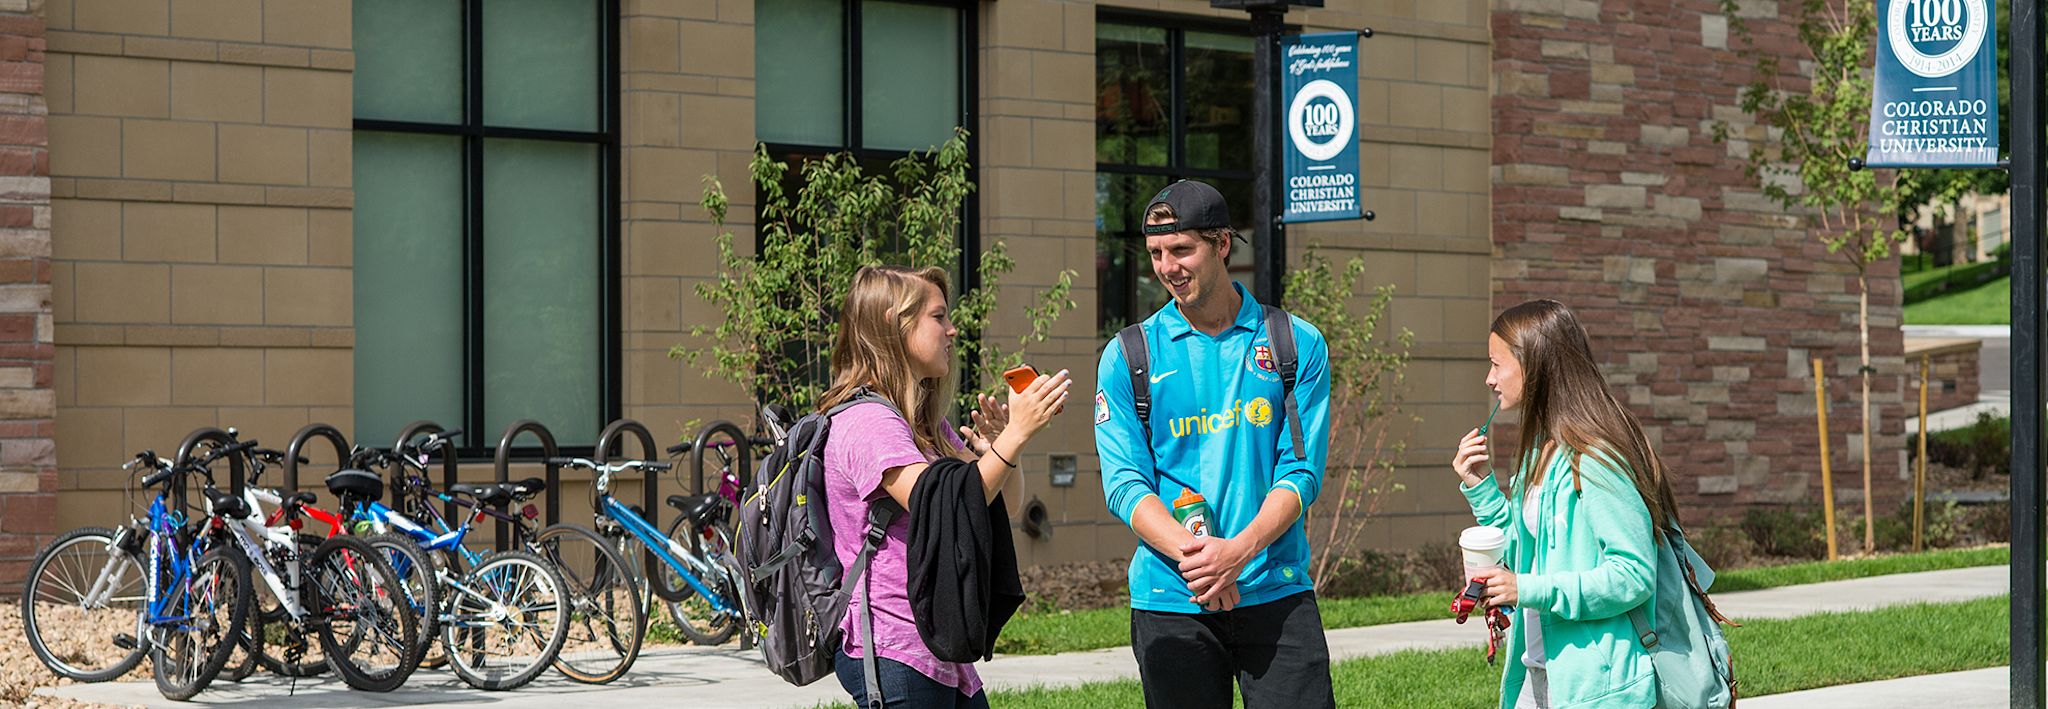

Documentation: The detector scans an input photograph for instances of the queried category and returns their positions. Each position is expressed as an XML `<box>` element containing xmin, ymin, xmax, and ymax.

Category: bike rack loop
<box><xmin>595</xmin><ymin>418</ymin><xmax>659</xmax><ymax>534</ymax></box>
<box><xmin>393</xmin><ymin>420</ymin><xmax>460</xmax><ymax>520</ymax></box>
<box><xmin>283</xmin><ymin>423</ymin><xmax>350</xmax><ymax>495</ymax></box>
<box><xmin>492</xmin><ymin>420</ymin><xmax>559</xmax><ymax>552</ymax></box>
<box><xmin>175</xmin><ymin>426</ymin><xmax>249</xmax><ymax>504</ymax></box>
<box><xmin>688</xmin><ymin>420</ymin><xmax>754</xmax><ymax>498</ymax></box>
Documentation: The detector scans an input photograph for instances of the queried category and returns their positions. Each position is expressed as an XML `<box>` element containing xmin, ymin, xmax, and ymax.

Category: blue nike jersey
<box><xmin>1094</xmin><ymin>281</ymin><xmax>1332</xmax><ymax>613</ymax></box>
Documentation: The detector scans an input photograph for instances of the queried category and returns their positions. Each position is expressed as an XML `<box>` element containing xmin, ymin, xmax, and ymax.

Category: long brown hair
<box><xmin>816</xmin><ymin>265</ymin><xmax>963</xmax><ymax>458</ymax></box>
<box><xmin>1494</xmin><ymin>300</ymin><xmax>1681</xmax><ymax>534</ymax></box>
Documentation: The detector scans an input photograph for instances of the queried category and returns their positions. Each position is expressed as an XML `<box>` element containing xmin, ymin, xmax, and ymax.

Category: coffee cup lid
<box><xmin>1459</xmin><ymin>526</ymin><xmax>1506</xmax><ymax>550</ymax></box>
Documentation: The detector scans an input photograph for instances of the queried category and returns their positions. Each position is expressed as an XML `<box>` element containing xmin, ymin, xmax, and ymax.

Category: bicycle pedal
<box><xmin>112</xmin><ymin>633</ymin><xmax>138</xmax><ymax>650</ymax></box>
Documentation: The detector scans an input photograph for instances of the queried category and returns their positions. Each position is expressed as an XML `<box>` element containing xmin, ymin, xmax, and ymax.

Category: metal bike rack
<box><xmin>393</xmin><ymin>420</ymin><xmax>460</xmax><ymax>520</ymax></box>
<box><xmin>596</xmin><ymin>418</ymin><xmax>659</xmax><ymax>534</ymax></box>
<box><xmin>687</xmin><ymin>420</ymin><xmax>754</xmax><ymax>498</ymax></box>
<box><xmin>283</xmin><ymin>423</ymin><xmax>349</xmax><ymax>495</ymax></box>
<box><xmin>493</xmin><ymin>420</ymin><xmax>560</xmax><ymax>552</ymax></box>
<box><xmin>175</xmin><ymin>427</ymin><xmax>249</xmax><ymax>501</ymax></box>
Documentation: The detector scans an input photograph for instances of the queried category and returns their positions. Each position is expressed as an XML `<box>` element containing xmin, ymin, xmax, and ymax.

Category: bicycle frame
<box><xmin>209</xmin><ymin>487</ymin><xmax>307</xmax><ymax>620</ymax></box>
<box><xmin>587</xmin><ymin>468</ymin><xmax>735</xmax><ymax>615</ymax></box>
<box><xmin>142</xmin><ymin>494</ymin><xmax>206</xmax><ymax>631</ymax></box>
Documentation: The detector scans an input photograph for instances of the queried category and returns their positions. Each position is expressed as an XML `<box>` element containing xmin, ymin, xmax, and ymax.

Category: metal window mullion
<box><xmin>464</xmin><ymin>0</ymin><xmax>486</xmax><ymax>471</ymax></box>
<box><xmin>846</xmin><ymin>0</ymin><xmax>861</xmax><ymax>150</ymax></box>
<box><xmin>601</xmin><ymin>0</ymin><xmax>623</xmax><ymax>440</ymax></box>
<box><xmin>1168</xmin><ymin>28</ymin><xmax>1185</xmax><ymax>171</ymax></box>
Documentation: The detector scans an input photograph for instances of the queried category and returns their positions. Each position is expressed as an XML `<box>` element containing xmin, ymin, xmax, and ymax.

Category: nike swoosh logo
<box><xmin>1149</xmin><ymin>370</ymin><xmax>1177</xmax><ymax>385</ymax></box>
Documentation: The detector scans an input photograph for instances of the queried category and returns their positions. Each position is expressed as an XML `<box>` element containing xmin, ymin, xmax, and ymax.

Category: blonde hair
<box><xmin>1144</xmin><ymin>202</ymin><xmax>1235</xmax><ymax>251</ymax></box>
<box><xmin>817</xmin><ymin>265</ymin><xmax>963</xmax><ymax>457</ymax></box>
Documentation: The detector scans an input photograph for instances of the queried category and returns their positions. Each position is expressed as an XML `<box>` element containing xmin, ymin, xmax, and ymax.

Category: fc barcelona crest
<box><xmin>1253</xmin><ymin>345</ymin><xmax>1277</xmax><ymax>373</ymax></box>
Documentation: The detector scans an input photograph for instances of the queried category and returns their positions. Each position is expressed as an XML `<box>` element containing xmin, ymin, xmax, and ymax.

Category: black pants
<box><xmin>1130</xmin><ymin>590</ymin><xmax>1336</xmax><ymax>709</ymax></box>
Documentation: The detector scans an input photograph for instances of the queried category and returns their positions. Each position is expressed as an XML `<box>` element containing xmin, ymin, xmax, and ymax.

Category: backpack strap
<box><xmin>1116</xmin><ymin>324</ymin><xmax>1152</xmax><ymax>433</ymax></box>
<box><xmin>1627</xmin><ymin>605</ymin><xmax>1660</xmax><ymax>649</ymax></box>
<box><xmin>1262</xmin><ymin>305</ymin><xmax>1306</xmax><ymax>455</ymax></box>
<box><xmin>852</xmin><ymin>501</ymin><xmax>900</xmax><ymax>709</ymax></box>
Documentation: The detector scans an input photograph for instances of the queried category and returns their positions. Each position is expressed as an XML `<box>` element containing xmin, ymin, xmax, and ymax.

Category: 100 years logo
<box><xmin>1888</xmin><ymin>0</ymin><xmax>1988</xmax><ymax>78</ymax></box>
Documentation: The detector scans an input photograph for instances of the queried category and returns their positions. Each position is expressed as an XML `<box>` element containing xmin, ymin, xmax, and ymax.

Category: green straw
<box><xmin>1478</xmin><ymin>399</ymin><xmax>1501</xmax><ymax>436</ymax></box>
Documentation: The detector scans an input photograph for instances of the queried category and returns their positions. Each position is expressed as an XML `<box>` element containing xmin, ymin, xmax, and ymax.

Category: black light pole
<box><xmin>1215</xmin><ymin>0</ymin><xmax>1318</xmax><ymax>307</ymax></box>
<box><xmin>1250</xmin><ymin>6</ymin><xmax>1286</xmax><ymax>308</ymax></box>
<box><xmin>2012</xmin><ymin>0</ymin><xmax>2043</xmax><ymax>703</ymax></box>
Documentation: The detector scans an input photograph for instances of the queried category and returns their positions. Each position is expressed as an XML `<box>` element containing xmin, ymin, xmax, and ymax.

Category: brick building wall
<box><xmin>0</xmin><ymin>0</ymin><xmax>50</xmax><ymax>582</ymax></box>
<box><xmin>1491</xmin><ymin>0</ymin><xmax>1910</xmax><ymax>519</ymax></box>
<box><xmin>46</xmin><ymin>0</ymin><xmax>354</xmax><ymax>534</ymax></box>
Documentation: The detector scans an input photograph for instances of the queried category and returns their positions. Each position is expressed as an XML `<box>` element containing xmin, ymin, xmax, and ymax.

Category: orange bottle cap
<box><xmin>1175</xmin><ymin>487</ymin><xmax>1204</xmax><ymax>507</ymax></box>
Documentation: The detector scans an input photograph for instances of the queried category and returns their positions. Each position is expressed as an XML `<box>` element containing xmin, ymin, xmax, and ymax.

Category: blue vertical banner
<box><xmin>1865</xmin><ymin>0</ymin><xmax>2000</xmax><ymax>167</ymax></box>
<box><xmin>1281</xmin><ymin>32</ymin><xmax>1361</xmax><ymax>223</ymax></box>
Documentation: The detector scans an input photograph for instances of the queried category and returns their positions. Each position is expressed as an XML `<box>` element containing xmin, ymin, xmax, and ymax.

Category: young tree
<box><xmin>1282</xmin><ymin>247</ymin><xmax>1415</xmax><ymax>588</ymax></box>
<box><xmin>678</xmin><ymin>129</ymin><xmax>1078</xmax><ymax>420</ymax></box>
<box><xmin>1715</xmin><ymin>0</ymin><xmax>1920</xmax><ymax>553</ymax></box>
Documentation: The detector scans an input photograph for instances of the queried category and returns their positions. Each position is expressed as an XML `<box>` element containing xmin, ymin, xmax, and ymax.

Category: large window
<box><xmin>1096</xmin><ymin>19</ymin><xmax>1256</xmax><ymax>335</ymax></box>
<box><xmin>352</xmin><ymin>0</ymin><xmax>618</xmax><ymax>449</ymax></box>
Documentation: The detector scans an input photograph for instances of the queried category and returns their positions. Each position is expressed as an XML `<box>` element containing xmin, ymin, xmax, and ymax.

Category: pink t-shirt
<box><xmin>822</xmin><ymin>402</ymin><xmax>981</xmax><ymax>696</ymax></box>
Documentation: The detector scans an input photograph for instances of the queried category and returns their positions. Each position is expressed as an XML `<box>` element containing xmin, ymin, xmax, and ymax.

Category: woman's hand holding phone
<box><xmin>1005</xmin><ymin>368</ymin><xmax>1070</xmax><ymax>441</ymax></box>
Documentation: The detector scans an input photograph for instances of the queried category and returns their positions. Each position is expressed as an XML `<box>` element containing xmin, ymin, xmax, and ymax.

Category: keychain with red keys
<box><xmin>1450</xmin><ymin>577</ymin><xmax>1515</xmax><ymax>664</ymax></box>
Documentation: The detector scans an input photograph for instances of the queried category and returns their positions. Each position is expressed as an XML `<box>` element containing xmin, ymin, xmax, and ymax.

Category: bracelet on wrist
<box><xmin>990</xmin><ymin>446</ymin><xmax>1017</xmax><ymax>468</ymax></box>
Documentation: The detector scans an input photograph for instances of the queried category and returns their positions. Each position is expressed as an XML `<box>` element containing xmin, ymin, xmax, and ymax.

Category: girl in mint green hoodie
<box><xmin>1452</xmin><ymin>300</ymin><xmax>1686</xmax><ymax>709</ymax></box>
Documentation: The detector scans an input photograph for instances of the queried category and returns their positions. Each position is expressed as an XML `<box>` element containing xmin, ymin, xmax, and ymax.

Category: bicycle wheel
<box><xmin>442</xmin><ymin>550</ymin><xmax>570</xmax><ymax>691</ymax></box>
<box><xmin>656</xmin><ymin>513</ymin><xmax>742</xmax><ymax>646</ymax></box>
<box><xmin>150</xmin><ymin>545</ymin><xmax>251</xmax><ymax>701</ymax></box>
<box><xmin>363</xmin><ymin>532</ymin><xmax>441</xmax><ymax>672</ymax></box>
<box><xmin>307</xmin><ymin>535</ymin><xmax>418</xmax><ymax>692</ymax></box>
<box><xmin>250</xmin><ymin>533</ymin><xmax>327</xmax><ymax>677</ymax></box>
<box><xmin>21</xmin><ymin>526</ymin><xmax>148</xmax><ymax>682</ymax></box>
<box><xmin>536</xmin><ymin>523</ymin><xmax>644</xmax><ymax>684</ymax></box>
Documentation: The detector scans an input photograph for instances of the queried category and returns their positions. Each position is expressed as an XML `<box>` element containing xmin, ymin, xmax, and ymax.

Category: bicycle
<box><xmin>549</xmin><ymin>452</ymin><xmax>748</xmax><ymax>651</ymax></box>
<box><xmin>333</xmin><ymin>429</ymin><xmax>573</xmax><ymax>691</ymax></box>
<box><xmin>181</xmin><ymin>434</ymin><xmax>420</xmax><ymax>693</ymax></box>
<box><xmin>19</xmin><ymin>453</ymin><xmax>162</xmax><ymax>683</ymax></box>
<box><xmin>125</xmin><ymin>447</ymin><xmax>250</xmax><ymax>700</ymax></box>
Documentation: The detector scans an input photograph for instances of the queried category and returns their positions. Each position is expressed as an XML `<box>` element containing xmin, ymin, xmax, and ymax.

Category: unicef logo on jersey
<box><xmin>1244</xmin><ymin>398</ymin><xmax>1274</xmax><ymax>428</ymax></box>
<box><xmin>1889</xmin><ymin>0</ymin><xmax>1988</xmax><ymax>78</ymax></box>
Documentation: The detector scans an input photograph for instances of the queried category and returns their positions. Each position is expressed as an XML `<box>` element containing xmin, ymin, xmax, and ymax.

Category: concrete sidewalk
<box><xmin>39</xmin><ymin>565</ymin><xmax>2010</xmax><ymax>708</ymax></box>
<box><xmin>1742</xmin><ymin>667</ymin><xmax>2006</xmax><ymax>708</ymax></box>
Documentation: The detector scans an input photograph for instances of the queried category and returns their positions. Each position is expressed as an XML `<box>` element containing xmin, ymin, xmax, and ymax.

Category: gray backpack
<box><xmin>736</xmin><ymin>392</ymin><xmax>902</xmax><ymax>709</ymax></box>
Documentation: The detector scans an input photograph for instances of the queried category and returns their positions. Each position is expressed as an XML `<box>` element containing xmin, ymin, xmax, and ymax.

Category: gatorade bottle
<box><xmin>1172</xmin><ymin>487</ymin><xmax>1211</xmax><ymax>538</ymax></box>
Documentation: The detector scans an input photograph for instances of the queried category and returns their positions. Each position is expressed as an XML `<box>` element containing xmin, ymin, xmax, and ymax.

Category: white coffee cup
<box><xmin>1459</xmin><ymin>526</ymin><xmax>1508</xmax><ymax>573</ymax></box>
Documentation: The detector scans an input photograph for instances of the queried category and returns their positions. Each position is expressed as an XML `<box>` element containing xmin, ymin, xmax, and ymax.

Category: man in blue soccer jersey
<box><xmin>1095</xmin><ymin>179</ymin><xmax>1335</xmax><ymax>707</ymax></box>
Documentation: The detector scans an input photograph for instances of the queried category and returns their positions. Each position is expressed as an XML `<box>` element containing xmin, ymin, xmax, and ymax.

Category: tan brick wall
<box><xmin>622</xmin><ymin>0</ymin><xmax>759</xmax><ymax>443</ymax></box>
<box><xmin>47</xmin><ymin>0</ymin><xmax>353</xmax><ymax>533</ymax></box>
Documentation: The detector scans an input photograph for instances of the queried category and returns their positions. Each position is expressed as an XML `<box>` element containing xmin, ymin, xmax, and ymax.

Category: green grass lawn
<box><xmin>1905</xmin><ymin>274</ymin><xmax>2009</xmax><ymax>325</ymax></box>
<box><xmin>996</xmin><ymin>545</ymin><xmax>2008</xmax><ymax>655</ymax></box>
<box><xmin>982</xmin><ymin>595</ymin><xmax>2008</xmax><ymax>707</ymax></box>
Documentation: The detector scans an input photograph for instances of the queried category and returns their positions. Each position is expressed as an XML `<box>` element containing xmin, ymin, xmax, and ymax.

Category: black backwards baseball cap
<box><xmin>1141</xmin><ymin>179</ymin><xmax>1232</xmax><ymax>236</ymax></box>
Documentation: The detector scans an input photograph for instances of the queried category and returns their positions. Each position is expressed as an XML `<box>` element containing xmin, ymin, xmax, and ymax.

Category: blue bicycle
<box><xmin>329</xmin><ymin>430</ymin><xmax>572</xmax><ymax>691</ymax></box>
<box><xmin>548</xmin><ymin>454</ymin><xmax>748</xmax><ymax>648</ymax></box>
<box><xmin>132</xmin><ymin>448</ymin><xmax>252</xmax><ymax>700</ymax></box>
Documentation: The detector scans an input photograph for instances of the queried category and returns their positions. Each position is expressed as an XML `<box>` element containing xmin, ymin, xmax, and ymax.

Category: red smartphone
<box><xmin>1002</xmin><ymin>365</ymin><xmax>1039</xmax><ymax>393</ymax></box>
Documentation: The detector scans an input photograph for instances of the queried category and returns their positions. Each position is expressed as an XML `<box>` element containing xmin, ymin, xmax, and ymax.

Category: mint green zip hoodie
<box><xmin>1461</xmin><ymin>448</ymin><xmax>1658</xmax><ymax>709</ymax></box>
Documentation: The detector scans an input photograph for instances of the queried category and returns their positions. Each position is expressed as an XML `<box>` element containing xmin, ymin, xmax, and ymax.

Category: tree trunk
<box><xmin>1859</xmin><ymin>273</ymin><xmax>1874</xmax><ymax>553</ymax></box>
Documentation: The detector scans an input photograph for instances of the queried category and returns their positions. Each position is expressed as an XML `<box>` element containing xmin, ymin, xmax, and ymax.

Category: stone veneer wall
<box><xmin>1490</xmin><ymin>0</ymin><xmax>1910</xmax><ymax>518</ymax></box>
<box><xmin>0</xmin><ymin>0</ymin><xmax>50</xmax><ymax>583</ymax></box>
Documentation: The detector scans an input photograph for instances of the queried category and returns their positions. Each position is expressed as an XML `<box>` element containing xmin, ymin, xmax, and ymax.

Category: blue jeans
<box><xmin>834</xmin><ymin>648</ymin><xmax>989</xmax><ymax>709</ymax></box>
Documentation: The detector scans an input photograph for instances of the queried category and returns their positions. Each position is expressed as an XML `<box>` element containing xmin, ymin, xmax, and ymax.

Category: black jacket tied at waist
<box><xmin>907</xmin><ymin>457</ymin><xmax>1025</xmax><ymax>663</ymax></box>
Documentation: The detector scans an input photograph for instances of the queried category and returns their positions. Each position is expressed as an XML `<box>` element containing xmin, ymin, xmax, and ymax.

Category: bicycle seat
<box><xmin>284</xmin><ymin>491</ymin><xmax>318</xmax><ymax>508</ymax></box>
<box><xmin>204</xmin><ymin>487</ymin><xmax>250</xmax><ymax>519</ymax></box>
<box><xmin>449</xmin><ymin>482</ymin><xmax>516</xmax><ymax>507</ymax></box>
<box><xmin>509</xmin><ymin>477</ymin><xmax>547</xmax><ymax>497</ymax></box>
<box><xmin>324</xmin><ymin>469</ymin><xmax>385</xmax><ymax>501</ymax></box>
<box><xmin>666</xmin><ymin>493</ymin><xmax>723</xmax><ymax>525</ymax></box>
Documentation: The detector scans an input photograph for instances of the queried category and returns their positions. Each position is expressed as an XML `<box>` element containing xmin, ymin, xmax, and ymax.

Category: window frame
<box><xmin>1095</xmin><ymin>11</ymin><xmax>1260</xmax><ymax>334</ymax></box>
<box><xmin>352</xmin><ymin>0</ymin><xmax>622</xmax><ymax>458</ymax></box>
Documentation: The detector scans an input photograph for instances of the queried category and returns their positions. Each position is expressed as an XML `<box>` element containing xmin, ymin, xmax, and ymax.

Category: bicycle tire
<box><xmin>308</xmin><ymin>535</ymin><xmax>418</xmax><ymax>692</ymax></box>
<box><xmin>21</xmin><ymin>526</ymin><xmax>148</xmax><ymax>682</ymax></box>
<box><xmin>442</xmin><ymin>550</ymin><xmax>570</xmax><ymax>691</ymax></box>
<box><xmin>657</xmin><ymin>513</ymin><xmax>742</xmax><ymax>646</ymax></box>
<box><xmin>537</xmin><ymin>523</ymin><xmax>645</xmax><ymax>684</ymax></box>
<box><xmin>362</xmin><ymin>532</ymin><xmax>441</xmax><ymax>672</ymax></box>
<box><xmin>150</xmin><ymin>545</ymin><xmax>251</xmax><ymax>701</ymax></box>
<box><xmin>250</xmin><ymin>533</ymin><xmax>327</xmax><ymax>678</ymax></box>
